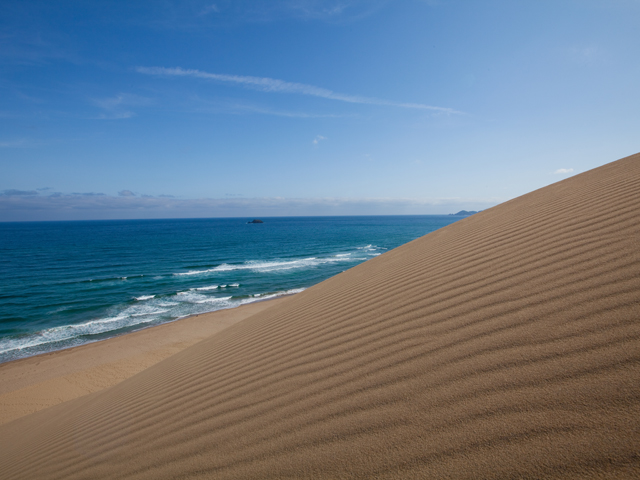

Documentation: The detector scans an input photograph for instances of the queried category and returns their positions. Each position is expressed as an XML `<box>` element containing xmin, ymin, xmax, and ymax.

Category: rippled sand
<box><xmin>1</xmin><ymin>153</ymin><xmax>639</xmax><ymax>479</ymax></box>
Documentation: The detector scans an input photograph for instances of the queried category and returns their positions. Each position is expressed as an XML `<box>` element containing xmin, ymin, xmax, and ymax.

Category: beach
<box><xmin>0</xmin><ymin>297</ymin><xmax>290</xmax><ymax>426</ymax></box>
<box><xmin>0</xmin><ymin>216</ymin><xmax>453</xmax><ymax>364</ymax></box>
<box><xmin>1</xmin><ymin>152</ymin><xmax>639</xmax><ymax>478</ymax></box>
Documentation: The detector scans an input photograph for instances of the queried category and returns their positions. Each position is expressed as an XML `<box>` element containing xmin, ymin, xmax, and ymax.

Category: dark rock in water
<box><xmin>449</xmin><ymin>210</ymin><xmax>480</xmax><ymax>216</ymax></box>
<box><xmin>248</xmin><ymin>219</ymin><xmax>264</xmax><ymax>224</ymax></box>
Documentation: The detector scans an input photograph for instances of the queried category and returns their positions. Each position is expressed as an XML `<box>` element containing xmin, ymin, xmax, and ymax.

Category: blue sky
<box><xmin>1</xmin><ymin>0</ymin><xmax>638</xmax><ymax>221</ymax></box>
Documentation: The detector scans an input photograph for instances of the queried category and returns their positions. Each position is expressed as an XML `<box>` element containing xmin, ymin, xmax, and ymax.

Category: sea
<box><xmin>0</xmin><ymin>215</ymin><xmax>463</xmax><ymax>364</ymax></box>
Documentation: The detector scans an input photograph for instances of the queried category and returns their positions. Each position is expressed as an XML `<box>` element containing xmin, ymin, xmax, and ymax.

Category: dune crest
<box><xmin>1</xmin><ymin>153</ymin><xmax>639</xmax><ymax>479</ymax></box>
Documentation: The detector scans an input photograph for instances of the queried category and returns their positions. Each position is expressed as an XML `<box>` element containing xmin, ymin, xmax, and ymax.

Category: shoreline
<box><xmin>0</xmin><ymin>295</ymin><xmax>291</xmax><ymax>426</ymax></box>
<box><xmin>0</xmin><ymin>289</ymin><xmax>303</xmax><ymax>367</ymax></box>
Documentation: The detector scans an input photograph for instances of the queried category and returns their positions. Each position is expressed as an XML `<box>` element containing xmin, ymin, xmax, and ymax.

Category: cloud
<box><xmin>118</xmin><ymin>190</ymin><xmax>136</xmax><ymax>197</ymax></box>
<box><xmin>2</xmin><ymin>189</ymin><xmax>38</xmax><ymax>196</ymax></box>
<box><xmin>187</xmin><ymin>97</ymin><xmax>346</xmax><ymax>118</ymax></box>
<box><xmin>554</xmin><ymin>168</ymin><xmax>574</xmax><ymax>174</ymax></box>
<box><xmin>0</xmin><ymin>192</ymin><xmax>500</xmax><ymax>221</ymax></box>
<box><xmin>228</xmin><ymin>104</ymin><xmax>346</xmax><ymax>118</ymax></box>
<box><xmin>312</xmin><ymin>135</ymin><xmax>327</xmax><ymax>146</ymax></box>
<box><xmin>91</xmin><ymin>93</ymin><xmax>152</xmax><ymax>120</ymax></box>
<box><xmin>71</xmin><ymin>192</ymin><xmax>106</xmax><ymax>196</ymax></box>
<box><xmin>136</xmin><ymin>67</ymin><xmax>460</xmax><ymax>113</ymax></box>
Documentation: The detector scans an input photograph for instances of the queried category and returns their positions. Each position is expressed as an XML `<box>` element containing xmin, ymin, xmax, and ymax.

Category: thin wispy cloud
<box><xmin>312</xmin><ymin>135</ymin><xmax>327</xmax><ymax>146</ymax></box>
<box><xmin>225</xmin><ymin>103</ymin><xmax>346</xmax><ymax>118</ymax></box>
<box><xmin>136</xmin><ymin>66</ymin><xmax>460</xmax><ymax>113</ymax></box>
<box><xmin>91</xmin><ymin>93</ymin><xmax>152</xmax><ymax>120</ymax></box>
<box><xmin>183</xmin><ymin>95</ymin><xmax>346</xmax><ymax>118</ymax></box>
<box><xmin>554</xmin><ymin>168</ymin><xmax>574</xmax><ymax>174</ymax></box>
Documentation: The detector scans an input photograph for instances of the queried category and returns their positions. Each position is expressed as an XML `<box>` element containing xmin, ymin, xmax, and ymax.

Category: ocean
<box><xmin>0</xmin><ymin>215</ymin><xmax>462</xmax><ymax>364</ymax></box>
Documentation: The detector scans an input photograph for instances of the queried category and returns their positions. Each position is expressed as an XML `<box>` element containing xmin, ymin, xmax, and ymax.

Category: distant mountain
<box><xmin>449</xmin><ymin>210</ymin><xmax>480</xmax><ymax>216</ymax></box>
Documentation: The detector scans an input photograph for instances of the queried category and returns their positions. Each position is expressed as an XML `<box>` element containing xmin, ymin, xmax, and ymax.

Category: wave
<box><xmin>131</xmin><ymin>309</ymin><xmax>169</xmax><ymax>317</ymax></box>
<box><xmin>0</xmin><ymin>242</ymin><xmax>384</xmax><ymax>362</ymax></box>
<box><xmin>357</xmin><ymin>244</ymin><xmax>386</xmax><ymax>252</ymax></box>
<box><xmin>188</xmin><ymin>284</ymin><xmax>241</xmax><ymax>291</ymax></box>
<box><xmin>248</xmin><ymin>288</ymin><xmax>305</xmax><ymax>302</ymax></box>
<box><xmin>195</xmin><ymin>296</ymin><xmax>232</xmax><ymax>304</ymax></box>
<box><xmin>175</xmin><ymin>256</ymin><xmax>363</xmax><ymax>277</ymax></box>
<box><xmin>0</xmin><ymin>284</ymin><xmax>307</xmax><ymax>362</ymax></box>
<box><xmin>135</xmin><ymin>295</ymin><xmax>155</xmax><ymax>301</ymax></box>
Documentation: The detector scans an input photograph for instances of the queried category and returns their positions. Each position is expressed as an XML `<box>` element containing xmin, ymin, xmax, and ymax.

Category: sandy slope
<box><xmin>1</xmin><ymin>153</ymin><xmax>639</xmax><ymax>479</ymax></box>
<box><xmin>0</xmin><ymin>297</ymin><xmax>289</xmax><ymax>426</ymax></box>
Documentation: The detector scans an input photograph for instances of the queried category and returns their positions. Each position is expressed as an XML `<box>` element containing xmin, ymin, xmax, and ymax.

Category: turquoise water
<box><xmin>0</xmin><ymin>216</ymin><xmax>461</xmax><ymax>363</ymax></box>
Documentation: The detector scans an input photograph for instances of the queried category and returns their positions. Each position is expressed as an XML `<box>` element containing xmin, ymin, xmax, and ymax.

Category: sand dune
<box><xmin>1</xmin><ymin>153</ymin><xmax>639</xmax><ymax>479</ymax></box>
<box><xmin>0</xmin><ymin>297</ymin><xmax>289</xmax><ymax>426</ymax></box>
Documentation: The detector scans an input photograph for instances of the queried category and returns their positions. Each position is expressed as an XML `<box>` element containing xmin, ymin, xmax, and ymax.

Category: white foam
<box><xmin>174</xmin><ymin>256</ymin><xmax>359</xmax><ymax>277</ymax></box>
<box><xmin>173</xmin><ymin>291</ymin><xmax>206</xmax><ymax>302</ymax></box>
<box><xmin>246</xmin><ymin>288</ymin><xmax>305</xmax><ymax>302</ymax></box>
<box><xmin>357</xmin><ymin>244</ymin><xmax>386</xmax><ymax>252</ymax></box>
<box><xmin>195</xmin><ymin>296</ymin><xmax>233</xmax><ymax>304</ymax></box>
<box><xmin>131</xmin><ymin>309</ymin><xmax>169</xmax><ymax>317</ymax></box>
<box><xmin>0</xmin><ymin>312</ymin><xmax>139</xmax><ymax>355</ymax></box>
<box><xmin>192</xmin><ymin>285</ymin><xmax>218</xmax><ymax>291</ymax></box>
<box><xmin>175</xmin><ymin>269</ymin><xmax>213</xmax><ymax>276</ymax></box>
<box><xmin>0</xmin><ymin>286</ymin><xmax>307</xmax><ymax>359</ymax></box>
<box><xmin>135</xmin><ymin>295</ymin><xmax>155</xmax><ymax>301</ymax></box>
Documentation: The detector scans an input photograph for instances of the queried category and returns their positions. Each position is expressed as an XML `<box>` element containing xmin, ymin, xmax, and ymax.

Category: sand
<box><xmin>0</xmin><ymin>297</ymin><xmax>289</xmax><ymax>426</ymax></box>
<box><xmin>0</xmin><ymin>152</ymin><xmax>639</xmax><ymax>479</ymax></box>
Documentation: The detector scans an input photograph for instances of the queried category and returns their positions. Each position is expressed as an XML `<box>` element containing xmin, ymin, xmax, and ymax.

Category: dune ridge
<box><xmin>0</xmin><ymin>153</ymin><xmax>639</xmax><ymax>479</ymax></box>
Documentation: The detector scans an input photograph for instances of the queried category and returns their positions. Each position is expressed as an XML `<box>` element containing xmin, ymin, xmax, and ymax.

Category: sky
<box><xmin>1</xmin><ymin>0</ymin><xmax>639</xmax><ymax>221</ymax></box>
